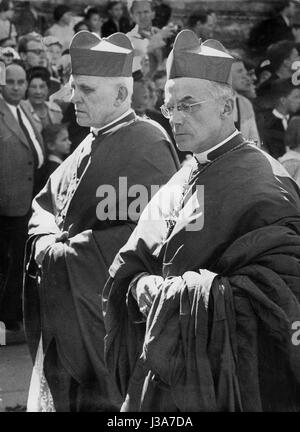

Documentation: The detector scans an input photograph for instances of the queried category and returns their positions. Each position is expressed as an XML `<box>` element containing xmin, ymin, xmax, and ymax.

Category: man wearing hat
<box><xmin>23</xmin><ymin>31</ymin><xmax>179</xmax><ymax>412</ymax></box>
<box><xmin>103</xmin><ymin>30</ymin><xmax>300</xmax><ymax>411</ymax></box>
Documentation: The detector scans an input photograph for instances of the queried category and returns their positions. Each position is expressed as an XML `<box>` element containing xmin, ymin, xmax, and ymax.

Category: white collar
<box><xmin>4</xmin><ymin>100</ymin><xmax>21</xmax><ymax>120</ymax></box>
<box><xmin>272</xmin><ymin>108</ymin><xmax>290</xmax><ymax>120</ymax></box>
<box><xmin>281</xmin><ymin>14</ymin><xmax>290</xmax><ymax>26</ymax></box>
<box><xmin>48</xmin><ymin>154</ymin><xmax>63</xmax><ymax>164</ymax></box>
<box><xmin>129</xmin><ymin>24</ymin><xmax>141</xmax><ymax>37</ymax></box>
<box><xmin>90</xmin><ymin>108</ymin><xmax>134</xmax><ymax>136</ymax></box>
<box><xmin>4</xmin><ymin>100</ymin><xmax>20</xmax><ymax>111</ymax></box>
<box><xmin>195</xmin><ymin>129</ymin><xmax>240</xmax><ymax>164</ymax></box>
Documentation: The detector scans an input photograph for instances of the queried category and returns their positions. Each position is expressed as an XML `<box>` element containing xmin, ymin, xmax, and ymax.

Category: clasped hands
<box><xmin>132</xmin><ymin>269</ymin><xmax>217</xmax><ymax>318</ymax></box>
<box><xmin>34</xmin><ymin>231</ymin><xmax>69</xmax><ymax>267</ymax></box>
<box><xmin>131</xmin><ymin>274</ymin><xmax>164</xmax><ymax>318</ymax></box>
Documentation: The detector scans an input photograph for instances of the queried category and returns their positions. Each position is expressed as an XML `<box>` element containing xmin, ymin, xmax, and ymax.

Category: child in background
<box><xmin>41</xmin><ymin>123</ymin><xmax>71</xmax><ymax>187</ymax></box>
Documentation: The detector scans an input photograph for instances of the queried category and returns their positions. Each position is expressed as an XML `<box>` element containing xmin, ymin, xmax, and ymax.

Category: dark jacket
<box><xmin>248</xmin><ymin>14</ymin><xmax>294</xmax><ymax>55</ymax></box>
<box><xmin>0</xmin><ymin>98</ymin><xmax>44</xmax><ymax>216</ymax></box>
<box><xmin>256</xmin><ymin>109</ymin><xmax>286</xmax><ymax>159</ymax></box>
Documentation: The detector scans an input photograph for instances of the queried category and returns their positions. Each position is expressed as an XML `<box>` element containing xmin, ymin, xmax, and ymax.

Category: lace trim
<box><xmin>27</xmin><ymin>337</ymin><xmax>55</xmax><ymax>412</ymax></box>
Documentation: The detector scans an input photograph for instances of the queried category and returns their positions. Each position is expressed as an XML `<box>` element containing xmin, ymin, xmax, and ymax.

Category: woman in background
<box><xmin>22</xmin><ymin>67</ymin><xmax>63</xmax><ymax>133</ymax></box>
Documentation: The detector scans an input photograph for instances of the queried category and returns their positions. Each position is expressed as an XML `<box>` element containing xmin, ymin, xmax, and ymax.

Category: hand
<box><xmin>148</xmin><ymin>32</ymin><xmax>166</xmax><ymax>52</ymax></box>
<box><xmin>160</xmin><ymin>23</ymin><xmax>177</xmax><ymax>40</ymax></box>
<box><xmin>135</xmin><ymin>275</ymin><xmax>163</xmax><ymax>316</ymax></box>
<box><xmin>34</xmin><ymin>234</ymin><xmax>56</xmax><ymax>267</ymax></box>
<box><xmin>34</xmin><ymin>231</ymin><xmax>69</xmax><ymax>267</ymax></box>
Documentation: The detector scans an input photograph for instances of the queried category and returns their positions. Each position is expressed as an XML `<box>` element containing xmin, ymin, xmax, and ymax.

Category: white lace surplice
<box><xmin>27</xmin><ymin>337</ymin><xmax>55</xmax><ymax>412</ymax></box>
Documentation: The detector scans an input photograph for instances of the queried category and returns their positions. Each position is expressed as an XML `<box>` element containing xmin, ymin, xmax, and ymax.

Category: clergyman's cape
<box><xmin>103</xmin><ymin>136</ymin><xmax>300</xmax><ymax>411</ymax></box>
<box><xmin>23</xmin><ymin>115</ymin><xmax>180</xmax><ymax>411</ymax></box>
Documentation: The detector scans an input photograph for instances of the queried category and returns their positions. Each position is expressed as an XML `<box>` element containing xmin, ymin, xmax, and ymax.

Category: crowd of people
<box><xmin>1</xmin><ymin>0</ymin><xmax>300</xmax><ymax>413</ymax></box>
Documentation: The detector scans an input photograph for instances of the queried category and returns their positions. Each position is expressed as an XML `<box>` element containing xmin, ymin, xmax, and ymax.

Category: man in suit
<box><xmin>0</xmin><ymin>62</ymin><xmax>44</xmax><ymax>332</ymax></box>
<box><xmin>257</xmin><ymin>78</ymin><xmax>300</xmax><ymax>159</ymax></box>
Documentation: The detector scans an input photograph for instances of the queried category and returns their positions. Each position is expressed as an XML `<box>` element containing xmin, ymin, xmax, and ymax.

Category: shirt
<box><xmin>48</xmin><ymin>154</ymin><xmax>63</xmax><ymax>164</ymax></box>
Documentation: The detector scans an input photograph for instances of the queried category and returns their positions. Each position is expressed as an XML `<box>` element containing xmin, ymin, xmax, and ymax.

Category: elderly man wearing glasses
<box><xmin>103</xmin><ymin>30</ymin><xmax>300</xmax><ymax>412</ymax></box>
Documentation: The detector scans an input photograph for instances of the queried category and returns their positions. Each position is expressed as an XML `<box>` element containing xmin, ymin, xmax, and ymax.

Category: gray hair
<box><xmin>94</xmin><ymin>76</ymin><xmax>133</xmax><ymax>107</ymax></box>
<box><xmin>165</xmin><ymin>77</ymin><xmax>234</xmax><ymax>105</ymax></box>
<box><xmin>203</xmin><ymin>80</ymin><xmax>234</xmax><ymax>102</ymax></box>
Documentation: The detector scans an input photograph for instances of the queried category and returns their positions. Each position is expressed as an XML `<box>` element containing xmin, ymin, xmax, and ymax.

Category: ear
<box><xmin>20</xmin><ymin>52</ymin><xmax>26</xmax><ymax>61</ymax></box>
<box><xmin>47</xmin><ymin>142</ymin><xmax>55</xmax><ymax>151</ymax></box>
<box><xmin>279</xmin><ymin>95</ymin><xmax>287</xmax><ymax>106</ymax></box>
<box><xmin>220</xmin><ymin>97</ymin><xmax>234</xmax><ymax>119</ymax></box>
<box><xmin>114</xmin><ymin>85</ymin><xmax>129</xmax><ymax>106</ymax></box>
<box><xmin>283</xmin><ymin>57</ymin><xmax>292</xmax><ymax>68</ymax></box>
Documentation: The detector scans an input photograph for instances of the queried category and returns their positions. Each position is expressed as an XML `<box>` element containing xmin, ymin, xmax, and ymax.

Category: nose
<box><xmin>171</xmin><ymin>107</ymin><xmax>185</xmax><ymax>125</ymax></box>
<box><xmin>71</xmin><ymin>88</ymin><xmax>80</xmax><ymax>105</ymax></box>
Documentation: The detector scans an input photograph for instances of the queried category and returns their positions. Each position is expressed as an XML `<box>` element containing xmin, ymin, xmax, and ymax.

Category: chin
<box><xmin>176</xmin><ymin>136</ymin><xmax>194</xmax><ymax>153</ymax></box>
<box><xmin>76</xmin><ymin>115</ymin><xmax>89</xmax><ymax>127</ymax></box>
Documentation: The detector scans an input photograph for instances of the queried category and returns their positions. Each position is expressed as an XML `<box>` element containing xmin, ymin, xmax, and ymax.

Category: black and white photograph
<box><xmin>1</xmin><ymin>0</ymin><xmax>300</xmax><ymax>418</ymax></box>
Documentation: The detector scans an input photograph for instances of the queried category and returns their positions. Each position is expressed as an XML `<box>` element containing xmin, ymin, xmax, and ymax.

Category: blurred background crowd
<box><xmin>2</xmin><ymin>0</ymin><xmax>300</xmax><ymax>176</ymax></box>
<box><xmin>2</xmin><ymin>0</ymin><xmax>300</xmax><ymax>332</ymax></box>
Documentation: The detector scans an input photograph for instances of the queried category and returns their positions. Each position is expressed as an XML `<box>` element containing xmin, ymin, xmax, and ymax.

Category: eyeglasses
<box><xmin>160</xmin><ymin>99</ymin><xmax>214</xmax><ymax>119</ymax></box>
<box><xmin>26</xmin><ymin>49</ymin><xmax>46</xmax><ymax>56</ymax></box>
